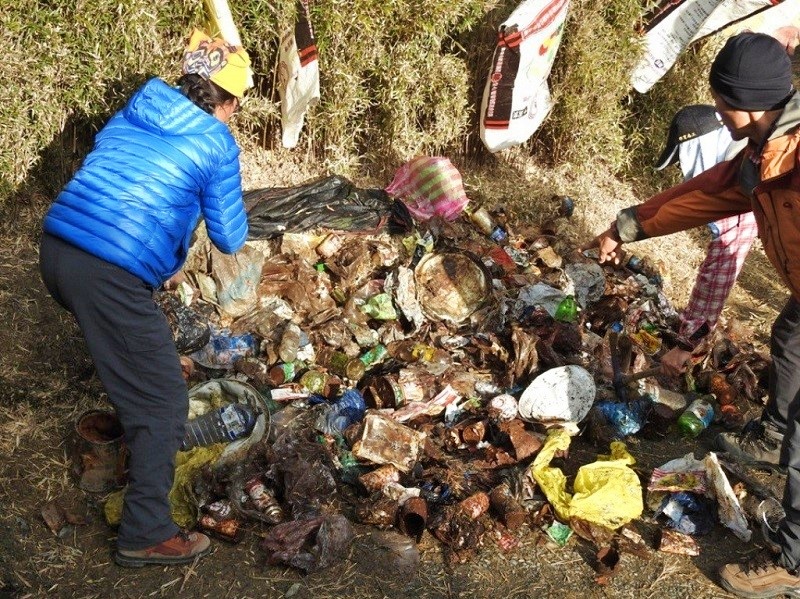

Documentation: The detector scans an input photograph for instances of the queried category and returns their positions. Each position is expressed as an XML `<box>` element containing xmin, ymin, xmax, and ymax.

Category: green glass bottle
<box><xmin>554</xmin><ymin>295</ymin><xmax>577</xmax><ymax>323</ymax></box>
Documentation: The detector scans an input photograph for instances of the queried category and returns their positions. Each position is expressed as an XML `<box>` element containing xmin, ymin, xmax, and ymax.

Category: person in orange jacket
<box><xmin>586</xmin><ymin>31</ymin><xmax>800</xmax><ymax>597</ymax></box>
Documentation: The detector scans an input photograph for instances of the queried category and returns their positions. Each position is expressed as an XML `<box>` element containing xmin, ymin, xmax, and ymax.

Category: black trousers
<box><xmin>39</xmin><ymin>233</ymin><xmax>186</xmax><ymax>550</ymax></box>
<box><xmin>756</xmin><ymin>297</ymin><xmax>800</xmax><ymax>569</ymax></box>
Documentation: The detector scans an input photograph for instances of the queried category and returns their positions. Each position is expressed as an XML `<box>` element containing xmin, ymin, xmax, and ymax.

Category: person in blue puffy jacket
<box><xmin>38</xmin><ymin>29</ymin><xmax>251</xmax><ymax>567</ymax></box>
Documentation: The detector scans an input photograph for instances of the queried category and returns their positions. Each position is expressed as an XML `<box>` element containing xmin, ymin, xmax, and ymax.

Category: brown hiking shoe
<box><xmin>114</xmin><ymin>530</ymin><xmax>211</xmax><ymax>568</ymax></box>
<box><xmin>719</xmin><ymin>555</ymin><xmax>800</xmax><ymax>598</ymax></box>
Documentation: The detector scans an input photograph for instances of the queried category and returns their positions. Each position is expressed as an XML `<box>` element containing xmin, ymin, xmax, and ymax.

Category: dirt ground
<box><xmin>0</xmin><ymin>152</ymin><xmax>788</xmax><ymax>598</ymax></box>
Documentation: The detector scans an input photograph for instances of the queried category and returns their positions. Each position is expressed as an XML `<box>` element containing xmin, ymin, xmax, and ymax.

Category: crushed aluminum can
<box><xmin>317</xmin><ymin>347</ymin><xmax>366</xmax><ymax>381</ymax></box>
<box><xmin>461</xmin><ymin>420</ymin><xmax>486</xmax><ymax>444</ymax></box>
<box><xmin>499</xmin><ymin>419</ymin><xmax>543</xmax><ymax>461</ymax></box>
<box><xmin>268</xmin><ymin>361</ymin><xmax>298</xmax><ymax>385</ymax></box>
<box><xmin>299</xmin><ymin>370</ymin><xmax>329</xmax><ymax>395</ymax></box>
<box><xmin>359</xmin><ymin>344</ymin><xmax>389</xmax><ymax>367</ymax></box>
<box><xmin>489</xmin><ymin>483</ymin><xmax>527</xmax><ymax>530</ymax></box>
<box><xmin>594</xmin><ymin>546</ymin><xmax>620</xmax><ymax>585</ymax></box>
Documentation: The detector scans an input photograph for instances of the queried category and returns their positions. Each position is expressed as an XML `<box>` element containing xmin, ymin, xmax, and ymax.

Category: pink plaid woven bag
<box><xmin>385</xmin><ymin>157</ymin><xmax>469</xmax><ymax>221</ymax></box>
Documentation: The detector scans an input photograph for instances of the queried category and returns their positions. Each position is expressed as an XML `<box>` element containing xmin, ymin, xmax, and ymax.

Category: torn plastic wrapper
<box><xmin>705</xmin><ymin>452</ymin><xmax>751</xmax><ymax>541</ymax></box>
<box><xmin>210</xmin><ymin>244</ymin><xmax>265</xmax><ymax>319</ymax></box>
<box><xmin>648</xmin><ymin>453</ymin><xmax>707</xmax><ymax>495</ymax></box>
<box><xmin>271</xmin><ymin>429</ymin><xmax>338</xmax><ymax>520</ymax></box>
<box><xmin>658</xmin><ymin>528</ymin><xmax>700</xmax><ymax>556</ymax></box>
<box><xmin>564</xmin><ymin>262</ymin><xmax>606</xmax><ymax>308</ymax></box>
<box><xmin>654</xmin><ymin>491</ymin><xmax>715</xmax><ymax>536</ymax></box>
<box><xmin>155</xmin><ymin>291</ymin><xmax>210</xmax><ymax>354</ymax></box>
<box><xmin>390</xmin><ymin>384</ymin><xmax>461</xmax><ymax>423</ymax></box>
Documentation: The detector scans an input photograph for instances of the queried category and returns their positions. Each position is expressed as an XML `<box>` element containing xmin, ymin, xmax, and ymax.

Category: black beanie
<box><xmin>709</xmin><ymin>32</ymin><xmax>794</xmax><ymax>111</ymax></box>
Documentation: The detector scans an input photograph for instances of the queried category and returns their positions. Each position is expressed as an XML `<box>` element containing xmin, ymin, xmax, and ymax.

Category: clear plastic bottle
<box><xmin>677</xmin><ymin>397</ymin><xmax>715</xmax><ymax>438</ymax></box>
<box><xmin>278</xmin><ymin>323</ymin><xmax>302</xmax><ymax>363</ymax></box>
<box><xmin>181</xmin><ymin>403</ymin><xmax>258</xmax><ymax>450</ymax></box>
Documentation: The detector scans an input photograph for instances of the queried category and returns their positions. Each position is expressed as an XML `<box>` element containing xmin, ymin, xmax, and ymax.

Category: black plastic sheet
<box><xmin>245</xmin><ymin>175</ymin><xmax>409</xmax><ymax>239</ymax></box>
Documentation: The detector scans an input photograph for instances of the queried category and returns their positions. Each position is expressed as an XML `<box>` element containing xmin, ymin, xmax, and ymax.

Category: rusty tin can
<box><xmin>268</xmin><ymin>362</ymin><xmax>298</xmax><ymax>385</ymax></box>
<box><xmin>361</xmin><ymin>375</ymin><xmax>406</xmax><ymax>409</ymax></box>
<box><xmin>320</xmin><ymin>348</ymin><xmax>366</xmax><ymax>381</ymax></box>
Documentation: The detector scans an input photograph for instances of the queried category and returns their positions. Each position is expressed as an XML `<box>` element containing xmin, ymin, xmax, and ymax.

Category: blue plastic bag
<box><xmin>310</xmin><ymin>389</ymin><xmax>366</xmax><ymax>433</ymax></box>
<box><xmin>596</xmin><ymin>397</ymin><xmax>652</xmax><ymax>438</ymax></box>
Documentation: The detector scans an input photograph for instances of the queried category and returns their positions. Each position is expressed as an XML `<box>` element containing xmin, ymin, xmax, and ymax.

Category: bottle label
<box><xmin>688</xmin><ymin>400</ymin><xmax>714</xmax><ymax>428</ymax></box>
<box><xmin>219</xmin><ymin>404</ymin><xmax>247</xmax><ymax>438</ymax></box>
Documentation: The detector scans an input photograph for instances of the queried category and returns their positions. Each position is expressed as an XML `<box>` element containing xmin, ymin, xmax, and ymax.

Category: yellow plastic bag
<box><xmin>531</xmin><ymin>428</ymin><xmax>643</xmax><ymax>529</ymax></box>
<box><xmin>105</xmin><ymin>444</ymin><xmax>224</xmax><ymax>529</ymax></box>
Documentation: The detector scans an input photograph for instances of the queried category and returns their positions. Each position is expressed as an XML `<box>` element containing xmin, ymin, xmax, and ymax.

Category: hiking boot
<box><xmin>719</xmin><ymin>554</ymin><xmax>800</xmax><ymax>598</ymax></box>
<box><xmin>715</xmin><ymin>420</ymin><xmax>785</xmax><ymax>473</ymax></box>
<box><xmin>114</xmin><ymin>530</ymin><xmax>211</xmax><ymax>568</ymax></box>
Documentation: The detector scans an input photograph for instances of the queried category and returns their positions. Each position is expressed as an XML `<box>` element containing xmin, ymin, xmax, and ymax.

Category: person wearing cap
<box><xmin>654</xmin><ymin>104</ymin><xmax>757</xmax><ymax>353</ymax></box>
<box><xmin>585</xmin><ymin>31</ymin><xmax>800</xmax><ymax>596</ymax></box>
<box><xmin>38</xmin><ymin>29</ymin><xmax>251</xmax><ymax>567</ymax></box>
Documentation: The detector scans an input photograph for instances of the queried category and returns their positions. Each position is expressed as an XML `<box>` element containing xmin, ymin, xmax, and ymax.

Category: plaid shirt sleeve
<box><xmin>679</xmin><ymin>212</ymin><xmax>758</xmax><ymax>345</ymax></box>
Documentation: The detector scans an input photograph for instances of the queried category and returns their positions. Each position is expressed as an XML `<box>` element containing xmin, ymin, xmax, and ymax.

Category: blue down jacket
<box><xmin>43</xmin><ymin>78</ymin><xmax>248</xmax><ymax>287</ymax></box>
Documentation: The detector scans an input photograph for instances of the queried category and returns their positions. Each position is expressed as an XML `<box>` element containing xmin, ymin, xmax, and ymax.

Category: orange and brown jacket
<box><xmin>616</xmin><ymin>92</ymin><xmax>800</xmax><ymax>300</ymax></box>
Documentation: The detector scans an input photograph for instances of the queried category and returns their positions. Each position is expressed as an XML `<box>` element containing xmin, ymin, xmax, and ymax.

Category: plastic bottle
<box><xmin>278</xmin><ymin>323</ymin><xmax>302</xmax><ymax>363</ymax></box>
<box><xmin>677</xmin><ymin>397</ymin><xmax>715</xmax><ymax>438</ymax></box>
<box><xmin>466</xmin><ymin>205</ymin><xmax>497</xmax><ymax>235</ymax></box>
<box><xmin>554</xmin><ymin>295</ymin><xmax>578</xmax><ymax>323</ymax></box>
<box><xmin>181</xmin><ymin>403</ymin><xmax>258</xmax><ymax>450</ymax></box>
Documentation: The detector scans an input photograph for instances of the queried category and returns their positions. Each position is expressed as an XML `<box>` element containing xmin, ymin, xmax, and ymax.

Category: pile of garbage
<box><xmin>104</xmin><ymin>164</ymin><xmax>774</xmax><ymax>576</ymax></box>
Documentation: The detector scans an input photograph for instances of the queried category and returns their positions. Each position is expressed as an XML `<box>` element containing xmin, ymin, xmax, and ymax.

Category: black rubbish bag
<box><xmin>245</xmin><ymin>175</ymin><xmax>412</xmax><ymax>239</ymax></box>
